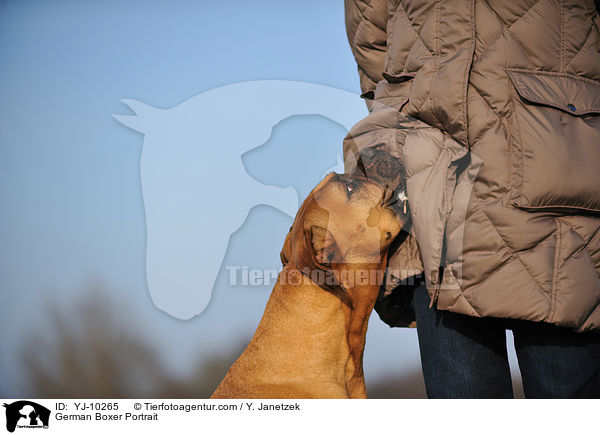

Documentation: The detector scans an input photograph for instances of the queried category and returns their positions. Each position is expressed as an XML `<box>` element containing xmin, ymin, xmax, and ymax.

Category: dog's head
<box><xmin>281</xmin><ymin>149</ymin><xmax>407</xmax><ymax>295</ymax></box>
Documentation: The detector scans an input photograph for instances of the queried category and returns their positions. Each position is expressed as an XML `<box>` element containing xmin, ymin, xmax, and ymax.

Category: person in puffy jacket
<box><xmin>343</xmin><ymin>0</ymin><xmax>600</xmax><ymax>398</ymax></box>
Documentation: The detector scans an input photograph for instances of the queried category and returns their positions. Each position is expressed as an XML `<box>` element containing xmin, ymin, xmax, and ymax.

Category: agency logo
<box><xmin>3</xmin><ymin>401</ymin><xmax>50</xmax><ymax>433</ymax></box>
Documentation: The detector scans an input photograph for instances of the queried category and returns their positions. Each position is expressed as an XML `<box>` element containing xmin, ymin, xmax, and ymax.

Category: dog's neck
<box><xmin>214</xmin><ymin>266</ymin><xmax>357</xmax><ymax>398</ymax></box>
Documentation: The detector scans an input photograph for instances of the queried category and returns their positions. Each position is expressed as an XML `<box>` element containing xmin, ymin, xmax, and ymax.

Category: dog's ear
<box><xmin>306</xmin><ymin>226</ymin><xmax>338</xmax><ymax>268</ymax></box>
<box><xmin>280</xmin><ymin>172</ymin><xmax>344</xmax><ymax>288</ymax></box>
<box><xmin>280</xmin><ymin>229</ymin><xmax>292</xmax><ymax>266</ymax></box>
<box><xmin>283</xmin><ymin>223</ymin><xmax>339</xmax><ymax>274</ymax></box>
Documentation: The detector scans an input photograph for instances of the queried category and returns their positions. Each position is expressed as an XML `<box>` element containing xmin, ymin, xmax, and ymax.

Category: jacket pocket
<box><xmin>507</xmin><ymin>69</ymin><xmax>600</xmax><ymax>213</ymax></box>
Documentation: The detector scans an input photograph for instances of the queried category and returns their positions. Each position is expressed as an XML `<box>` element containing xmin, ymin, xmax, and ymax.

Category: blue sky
<box><xmin>0</xmin><ymin>0</ymin><xmax>448</xmax><ymax>395</ymax></box>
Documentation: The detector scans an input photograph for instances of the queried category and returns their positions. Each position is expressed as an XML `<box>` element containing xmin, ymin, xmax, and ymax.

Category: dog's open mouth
<box><xmin>381</xmin><ymin>186</ymin><xmax>399</xmax><ymax>207</ymax></box>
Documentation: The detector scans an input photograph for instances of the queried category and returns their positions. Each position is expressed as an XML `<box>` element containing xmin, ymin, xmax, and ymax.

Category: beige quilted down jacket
<box><xmin>343</xmin><ymin>0</ymin><xmax>600</xmax><ymax>332</ymax></box>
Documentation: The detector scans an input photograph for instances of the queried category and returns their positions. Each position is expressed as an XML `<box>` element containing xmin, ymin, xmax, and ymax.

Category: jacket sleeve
<box><xmin>344</xmin><ymin>0</ymin><xmax>388</xmax><ymax>101</ymax></box>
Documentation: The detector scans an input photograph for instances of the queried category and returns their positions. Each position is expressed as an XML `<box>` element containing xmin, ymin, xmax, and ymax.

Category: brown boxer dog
<box><xmin>211</xmin><ymin>149</ymin><xmax>408</xmax><ymax>399</ymax></box>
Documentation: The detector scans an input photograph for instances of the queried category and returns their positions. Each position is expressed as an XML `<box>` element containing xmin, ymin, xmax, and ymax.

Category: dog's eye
<box><xmin>345</xmin><ymin>180</ymin><xmax>355</xmax><ymax>197</ymax></box>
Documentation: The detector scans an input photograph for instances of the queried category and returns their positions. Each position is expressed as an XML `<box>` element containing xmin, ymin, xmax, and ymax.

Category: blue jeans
<box><xmin>412</xmin><ymin>285</ymin><xmax>600</xmax><ymax>398</ymax></box>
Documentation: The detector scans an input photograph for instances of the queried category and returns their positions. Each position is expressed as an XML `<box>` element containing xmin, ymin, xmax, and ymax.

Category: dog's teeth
<box><xmin>397</xmin><ymin>191</ymin><xmax>408</xmax><ymax>202</ymax></box>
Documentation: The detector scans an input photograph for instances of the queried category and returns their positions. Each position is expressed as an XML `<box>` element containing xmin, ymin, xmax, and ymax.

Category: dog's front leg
<box><xmin>341</xmin><ymin>274</ymin><xmax>381</xmax><ymax>399</ymax></box>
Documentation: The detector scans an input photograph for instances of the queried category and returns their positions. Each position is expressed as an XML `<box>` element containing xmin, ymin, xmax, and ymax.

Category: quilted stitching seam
<box><xmin>559</xmin><ymin>222</ymin><xmax>600</xmax><ymax>266</ymax></box>
<box><xmin>563</xmin><ymin>20</ymin><xmax>597</xmax><ymax>71</ymax></box>
<box><xmin>506</xmin><ymin>0</ymin><xmax>545</xmax><ymax>32</ymax></box>
<box><xmin>459</xmin><ymin>0</ymin><xmax>476</xmax><ymax>147</ymax></box>
<box><xmin>477</xmin><ymin>0</ymin><xmax>545</xmax><ymax>68</ymax></box>
<box><xmin>475</xmin><ymin>203</ymin><xmax>553</xmax><ymax>304</ymax></box>
<box><xmin>398</xmin><ymin>4</ymin><xmax>436</xmax><ymax>57</ymax></box>
<box><xmin>468</xmin><ymin>84</ymin><xmax>503</xmax><ymax>121</ymax></box>
<box><xmin>550</xmin><ymin>218</ymin><xmax>562</xmax><ymax>322</ymax></box>
<box><xmin>560</xmin><ymin>0</ymin><xmax>565</xmax><ymax>70</ymax></box>
<box><xmin>469</xmin><ymin>0</ymin><xmax>546</xmax><ymax>122</ymax></box>
<box><xmin>580</xmin><ymin>300</ymin><xmax>600</xmax><ymax>330</ymax></box>
<box><xmin>472</xmin><ymin>2</ymin><xmax>545</xmax><ymax>74</ymax></box>
<box><xmin>351</xmin><ymin>0</ymin><xmax>386</xmax><ymax>32</ymax></box>
<box><xmin>480</xmin><ymin>0</ymin><xmax>507</xmax><ymax>28</ymax></box>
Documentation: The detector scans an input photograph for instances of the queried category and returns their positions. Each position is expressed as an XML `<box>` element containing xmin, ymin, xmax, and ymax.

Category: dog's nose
<box><xmin>359</xmin><ymin>148</ymin><xmax>398</xmax><ymax>169</ymax></box>
<box><xmin>374</xmin><ymin>158</ymin><xmax>400</xmax><ymax>180</ymax></box>
<box><xmin>361</xmin><ymin>149</ymin><xmax>401</xmax><ymax>181</ymax></box>
<box><xmin>350</xmin><ymin>148</ymin><xmax>406</xmax><ymax>195</ymax></box>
